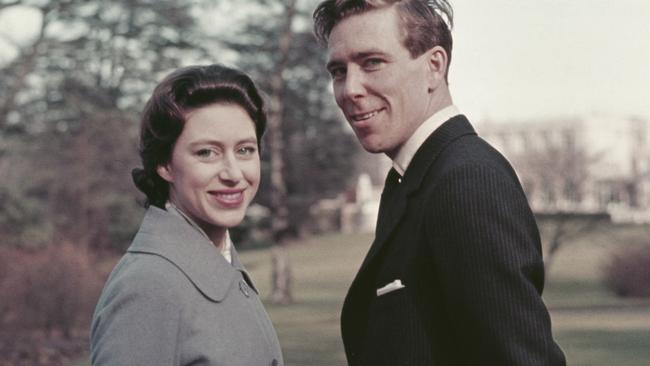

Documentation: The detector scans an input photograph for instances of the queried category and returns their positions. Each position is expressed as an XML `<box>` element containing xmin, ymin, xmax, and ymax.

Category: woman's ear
<box><xmin>156</xmin><ymin>164</ymin><xmax>173</xmax><ymax>183</ymax></box>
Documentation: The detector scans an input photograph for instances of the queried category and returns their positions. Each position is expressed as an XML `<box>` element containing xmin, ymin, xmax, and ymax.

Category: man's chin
<box><xmin>359</xmin><ymin>139</ymin><xmax>385</xmax><ymax>155</ymax></box>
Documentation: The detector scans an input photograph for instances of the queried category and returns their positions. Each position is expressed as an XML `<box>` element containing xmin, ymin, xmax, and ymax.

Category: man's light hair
<box><xmin>313</xmin><ymin>0</ymin><xmax>454</xmax><ymax>79</ymax></box>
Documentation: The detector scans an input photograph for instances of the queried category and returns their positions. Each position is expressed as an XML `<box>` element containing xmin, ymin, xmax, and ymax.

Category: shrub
<box><xmin>604</xmin><ymin>245</ymin><xmax>650</xmax><ymax>298</ymax></box>
<box><xmin>0</xmin><ymin>243</ymin><xmax>103</xmax><ymax>338</ymax></box>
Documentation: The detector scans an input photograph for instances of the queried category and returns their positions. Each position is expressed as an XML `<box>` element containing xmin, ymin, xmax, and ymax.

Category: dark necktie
<box><xmin>376</xmin><ymin>168</ymin><xmax>401</xmax><ymax>228</ymax></box>
<box><xmin>384</xmin><ymin>168</ymin><xmax>401</xmax><ymax>196</ymax></box>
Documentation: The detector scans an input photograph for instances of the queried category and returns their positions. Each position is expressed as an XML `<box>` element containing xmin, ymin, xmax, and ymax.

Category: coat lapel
<box><xmin>355</xmin><ymin>115</ymin><xmax>477</xmax><ymax>276</ymax></box>
<box><xmin>128</xmin><ymin>206</ymin><xmax>243</xmax><ymax>302</ymax></box>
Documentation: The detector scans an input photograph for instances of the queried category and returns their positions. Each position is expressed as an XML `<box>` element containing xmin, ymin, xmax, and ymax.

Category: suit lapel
<box><xmin>355</xmin><ymin>115</ymin><xmax>477</xmax><ymax>276</ymax></box>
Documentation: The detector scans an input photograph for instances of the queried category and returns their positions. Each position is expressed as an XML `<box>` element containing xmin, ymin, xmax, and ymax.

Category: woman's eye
<box><xmin>196</xmin><ymin>149</ymin><xmax>216</xmax><ymax>158</ymax></box>
<box><xmin>238</xmin><ymin>146</ymin><xmax>257</xmax><ymax>155</ymax></box>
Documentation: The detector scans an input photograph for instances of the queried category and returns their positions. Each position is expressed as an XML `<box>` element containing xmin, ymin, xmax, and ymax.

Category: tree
<box><xmin>512</xmin><ymin>128</ymin><xmax>595</xmax><ymax>209</ymax></box>
<box><xmin>507</xmin><ymin>126</ymin><xmax>606</xmax><ymax>273</ymax></box>
<box><xmin>535</xmin><ymin>212</ymin><xmax>609</xmax><ymax>273</ymax></box>
<box><xmin>0</xmin><ymin>0</ymin><xmax>213</xmax><ymax>250</ymax></box>
<box><xmin>218</xmin><ymin>0</ymin><xmax>359</xmax><ymax>303</ymax></box>
<box><xmin>1</xmin><ymin>0</ymin><xmax>360</xmax><ymax>298</ymax></box>
<box><xmin>264</xmin><ymin>0</ymin><xmax>297</xmax><ymax>305</ymax></box>
<box><xmin>0</xmin><ymin>82</ymin><xmax>141</xmax><ymax>250</ymax></box>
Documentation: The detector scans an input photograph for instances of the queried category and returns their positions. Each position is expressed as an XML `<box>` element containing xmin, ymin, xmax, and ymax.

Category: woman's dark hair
<box><xmin>131</xmin><ymin>64</ymin><xmax>267</xmax><ymax>208</ymax></box>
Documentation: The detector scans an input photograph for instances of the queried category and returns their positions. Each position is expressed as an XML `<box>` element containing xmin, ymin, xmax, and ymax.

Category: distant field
<box><xmin>242</xmin><ymin>230</ymin><xmax>650</xmax><ymax>366</ymax></box>
<box><xmin>76</xmin><ymin>228</ymin><xmax>650</xmax><ymax>366</ymax></box>
<box><xmin>540</xmin><ymin>223</ymin><xmax>650</xmax><ymax>366</ymax></box>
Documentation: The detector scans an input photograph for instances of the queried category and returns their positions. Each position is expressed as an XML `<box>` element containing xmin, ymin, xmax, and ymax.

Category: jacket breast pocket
<box><xmin>372</xmin><ymin>282</ymin><xmax>410</xmax><ymax>315</ymax></box>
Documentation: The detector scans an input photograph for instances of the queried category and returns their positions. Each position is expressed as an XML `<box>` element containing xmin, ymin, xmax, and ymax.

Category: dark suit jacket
<box><xmin>341</xmin><ymin>115</ymin><xmax>566</xmax><ymax>365</ymax></box>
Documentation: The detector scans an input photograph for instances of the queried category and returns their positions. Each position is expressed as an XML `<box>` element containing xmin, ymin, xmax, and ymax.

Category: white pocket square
<box><xmin>376</xmin><ymin>279</ymin><xmax>405</xmax><ymax>296</ymax></box>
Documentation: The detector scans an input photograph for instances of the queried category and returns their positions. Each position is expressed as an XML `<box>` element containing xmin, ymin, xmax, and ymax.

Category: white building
<box><xmin>478</xmin><ymin>114</ymin><xmax>650</xmax><ymax>222</ymax></box>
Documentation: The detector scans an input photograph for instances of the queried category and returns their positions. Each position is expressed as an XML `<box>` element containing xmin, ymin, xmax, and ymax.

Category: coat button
<box><xmin>239</xmin><ymin>280</ymin><xmax>250</xmax><ymax>297</ymax></box>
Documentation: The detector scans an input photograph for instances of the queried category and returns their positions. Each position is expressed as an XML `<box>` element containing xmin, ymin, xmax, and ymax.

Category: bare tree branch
<box><xmin>0</xmin><ymin>1</ymin><xmax>21</xmax><ymax>11</ymax></box>
<box><xmin>0</xmin><ymin>5</ymin><xmax>50</xmax><ymax>127</ymax></box>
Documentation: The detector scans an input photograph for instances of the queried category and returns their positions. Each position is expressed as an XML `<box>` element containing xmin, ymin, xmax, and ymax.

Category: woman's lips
<box><xmin>208</xmin><ymin>189</ymin><xmax>245</xmax><ymax>207</ymax></box>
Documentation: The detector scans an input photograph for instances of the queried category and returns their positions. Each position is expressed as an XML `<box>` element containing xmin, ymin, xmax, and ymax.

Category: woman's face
<box><xmin>157</xmin><ymin>103</ymin><xmax>260</xmax><ymax>240</ymax></box>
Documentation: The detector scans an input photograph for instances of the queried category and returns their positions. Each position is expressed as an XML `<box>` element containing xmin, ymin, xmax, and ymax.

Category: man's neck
<box><xmin>390</xmin><ymin>103</ymin><xmax>461</xmax><ymax>176</ymax></box>
<box><xmin>385</xmin><ymin>87</ymin><xmax>453</xmax><ymax>160</ymax></box>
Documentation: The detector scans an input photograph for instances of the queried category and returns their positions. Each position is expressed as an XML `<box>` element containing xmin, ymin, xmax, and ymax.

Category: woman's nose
<box><xmin>218</xmin><ymin>157</ymin><xmax>244</xmax><ymax>182</ymax></box>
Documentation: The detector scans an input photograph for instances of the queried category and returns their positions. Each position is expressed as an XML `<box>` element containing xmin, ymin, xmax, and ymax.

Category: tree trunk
<box><xmin>270</xmin><ymin>244</ymin><xmax>292</xmax><ymax>304</ymax></box>
<box><xmin>267</xmin><ymin>0</ymin><xmax>296</xmax><ymax>305</ymax></box>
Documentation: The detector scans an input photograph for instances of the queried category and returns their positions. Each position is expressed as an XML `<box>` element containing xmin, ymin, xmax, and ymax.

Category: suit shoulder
<box><xmin>429</xmin><ymin>133</ymin><xmax>518</xmax><ymax>185</ymax></box>
<box><xmin>447</xmin><ymin>133</ymin><xmax>511</xmax><ymax>166</ymax></box>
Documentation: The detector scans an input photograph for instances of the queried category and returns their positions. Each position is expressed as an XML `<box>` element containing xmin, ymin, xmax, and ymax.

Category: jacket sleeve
<box><xmin>90</xmin><ymin>258</ymin><xmax>184</xmax><ymax>366</ymax></box>
<box><xmin>424</xmin><ymin>163</ymin><xmax>565</xmax><ymax>365</ymax></box>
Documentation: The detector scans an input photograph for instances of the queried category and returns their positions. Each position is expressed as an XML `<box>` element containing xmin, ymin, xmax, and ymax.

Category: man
<box><xmin>313</xmin><ymin>1</ymin><xmax>566</xmax><ymax>365</ymax></box>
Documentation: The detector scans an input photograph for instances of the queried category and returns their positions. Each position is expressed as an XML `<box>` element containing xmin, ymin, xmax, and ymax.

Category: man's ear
<box><xmin>425</xmin><ymin>45</ymin><xmax>448</xmax><ymax>91</ymax></box>
<box><xmin>156</xmin><ymin>164</ymin><xmax>173</xmax><ymax>183</ymax></box>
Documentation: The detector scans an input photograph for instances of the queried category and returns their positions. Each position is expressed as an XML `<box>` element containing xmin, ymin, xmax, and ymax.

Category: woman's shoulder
<box><xmin>90</xmin><ymin>252</ymin><xmax>191</xmax><ymax>365</ymax></box>
<box><xmin>100</xmin><ymin>252</ymin><xmax>191</xmax><ymax>303</ymax></box>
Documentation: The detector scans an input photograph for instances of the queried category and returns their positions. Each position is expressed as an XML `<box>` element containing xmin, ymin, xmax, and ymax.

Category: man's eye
<box><xmin>363</xmin><ymin>58</ymin><xmax>384</xmax><ymax>69</ymax></box>
<box><xmin>328</xmin><ymin>67</ymin><xmax>346</xmax><ymax>79</ymax></box>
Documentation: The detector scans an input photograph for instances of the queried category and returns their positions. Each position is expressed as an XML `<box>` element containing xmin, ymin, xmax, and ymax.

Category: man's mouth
<box><xmin>350</xmin><ymin>108</ymin><xmax>384</xmax><ymax>122</ymax></box>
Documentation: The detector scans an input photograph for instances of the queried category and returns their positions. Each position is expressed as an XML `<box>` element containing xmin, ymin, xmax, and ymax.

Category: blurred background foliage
<box><xmin>0</xmin><ymin>0</ymin><xmax>359</xmax><ymax>253</ymax></box>
<box><xmin>0</xmin><ymin>0</ymin><xmax>362</xmax><ymax>362</ymax></box>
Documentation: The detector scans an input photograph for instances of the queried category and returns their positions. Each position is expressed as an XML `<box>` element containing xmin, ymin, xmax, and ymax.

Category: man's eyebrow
<box><xmin>354</xmin><ymin>50</ymin><xmax>387</xmax><ymax>58</ymax></box>
<box><xmin>326</xmin><ymin>59</ymin><xmax>343</xmax><ymax>71</ymax></box>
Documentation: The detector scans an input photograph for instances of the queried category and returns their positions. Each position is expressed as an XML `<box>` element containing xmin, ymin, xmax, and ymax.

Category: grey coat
<box><xmin>90</xmin><ymin>206</ymin><xmax>283</xmax><ymax>366</ymax></box>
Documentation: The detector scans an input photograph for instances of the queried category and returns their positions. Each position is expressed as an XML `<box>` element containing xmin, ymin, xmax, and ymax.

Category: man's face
<box><xmin>326</xmin><ymin>6</ymin><xmax>436</xmax><ymax>158</ymax></box>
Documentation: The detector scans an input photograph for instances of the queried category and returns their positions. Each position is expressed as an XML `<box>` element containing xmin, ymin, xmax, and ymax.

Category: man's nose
<box><xmin>342</xmin><ymin>68</ymin><xmax>366</xmax><ymax>100</ymax></box>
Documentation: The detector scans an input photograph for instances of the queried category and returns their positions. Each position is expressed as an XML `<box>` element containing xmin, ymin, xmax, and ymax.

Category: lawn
<box><xmin>541</xmin><ymin>224</ymin><xmax>650</xmax><ymax>366</ymax></box>
<box><xmin>241</xmin><ymin>231</ymin><xmax>650</xmax><ymax>366</ymax></box>
<box><xmin>75</xmin><ymin>229</ymin><xmax>650</xmax><ymax>365</ymax></box>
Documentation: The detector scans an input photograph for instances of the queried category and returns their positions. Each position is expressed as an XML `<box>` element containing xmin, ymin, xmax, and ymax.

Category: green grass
<box><xmin>555</xmin><ymin>329</ymin><xmax>650</xmax><ymax>366</ymax></box>
<box><xmin>74</xmin><ymin>229</ymin><xmax>650</xmax><ymax>366</ymax></box>
<box><xmin>539</xmin><ymin>223</ymin><xmax>650</xmax><ymax>365</ymax></box>
<box><xmin>239</xmin><ymin>233</ymin><xmax>370</xmax><ymax>366</ymax></box>
<box><xmin>247</xmin><ymin>231</ymin><xmax>650</xmax><ymax>366</ymax></box>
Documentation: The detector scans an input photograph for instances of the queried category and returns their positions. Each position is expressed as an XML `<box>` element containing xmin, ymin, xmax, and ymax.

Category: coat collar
<box><xmin>128</xmin><ymin>206</ymin><xmax>258</xmax><ymax>302</ymax></box>
<box><xmin>357</xmin><ymin>115</ymin><xmax>477</xmax><ymax>275</ymax></box>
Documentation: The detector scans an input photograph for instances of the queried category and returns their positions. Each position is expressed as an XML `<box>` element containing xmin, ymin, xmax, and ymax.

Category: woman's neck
<box><xmin>165</xmin><ymin>201</ymin><xmax>227</xmax><ymax>249</ymax></box>
<box><xmin>202</xmin><ymin>225</ymin><xmax>227</xmax><ymax>250</ymax></box>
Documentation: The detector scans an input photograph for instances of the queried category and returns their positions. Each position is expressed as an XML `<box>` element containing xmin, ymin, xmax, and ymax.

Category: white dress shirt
<box><xmin>393</xmin><ymin>104</ymin><xmax>461</xmax><ymax>177</ymax></box>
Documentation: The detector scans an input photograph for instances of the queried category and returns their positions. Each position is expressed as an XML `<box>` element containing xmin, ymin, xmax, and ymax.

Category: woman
<box><xmin>90</xmin><ymin>65</ymin><xmax>283</xmax><ymax>366</ymax></box>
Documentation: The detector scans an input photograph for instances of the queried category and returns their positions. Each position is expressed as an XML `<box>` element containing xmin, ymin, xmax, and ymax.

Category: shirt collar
<box><xmin>393</xmin><ymin>104</ymin><xmax>460</xmax><ymax>176</ymax></box>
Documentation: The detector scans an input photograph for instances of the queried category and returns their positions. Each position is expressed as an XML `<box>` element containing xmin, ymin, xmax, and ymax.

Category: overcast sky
<box><xmin>1</xmin><ymin>0</ymin><xmax>649</xmax><ymax>124</ymax></box>
<box><xmin>450</xmin><ymin>0</ymin><xmax>650</xmax><ymax>122</ymax></box>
